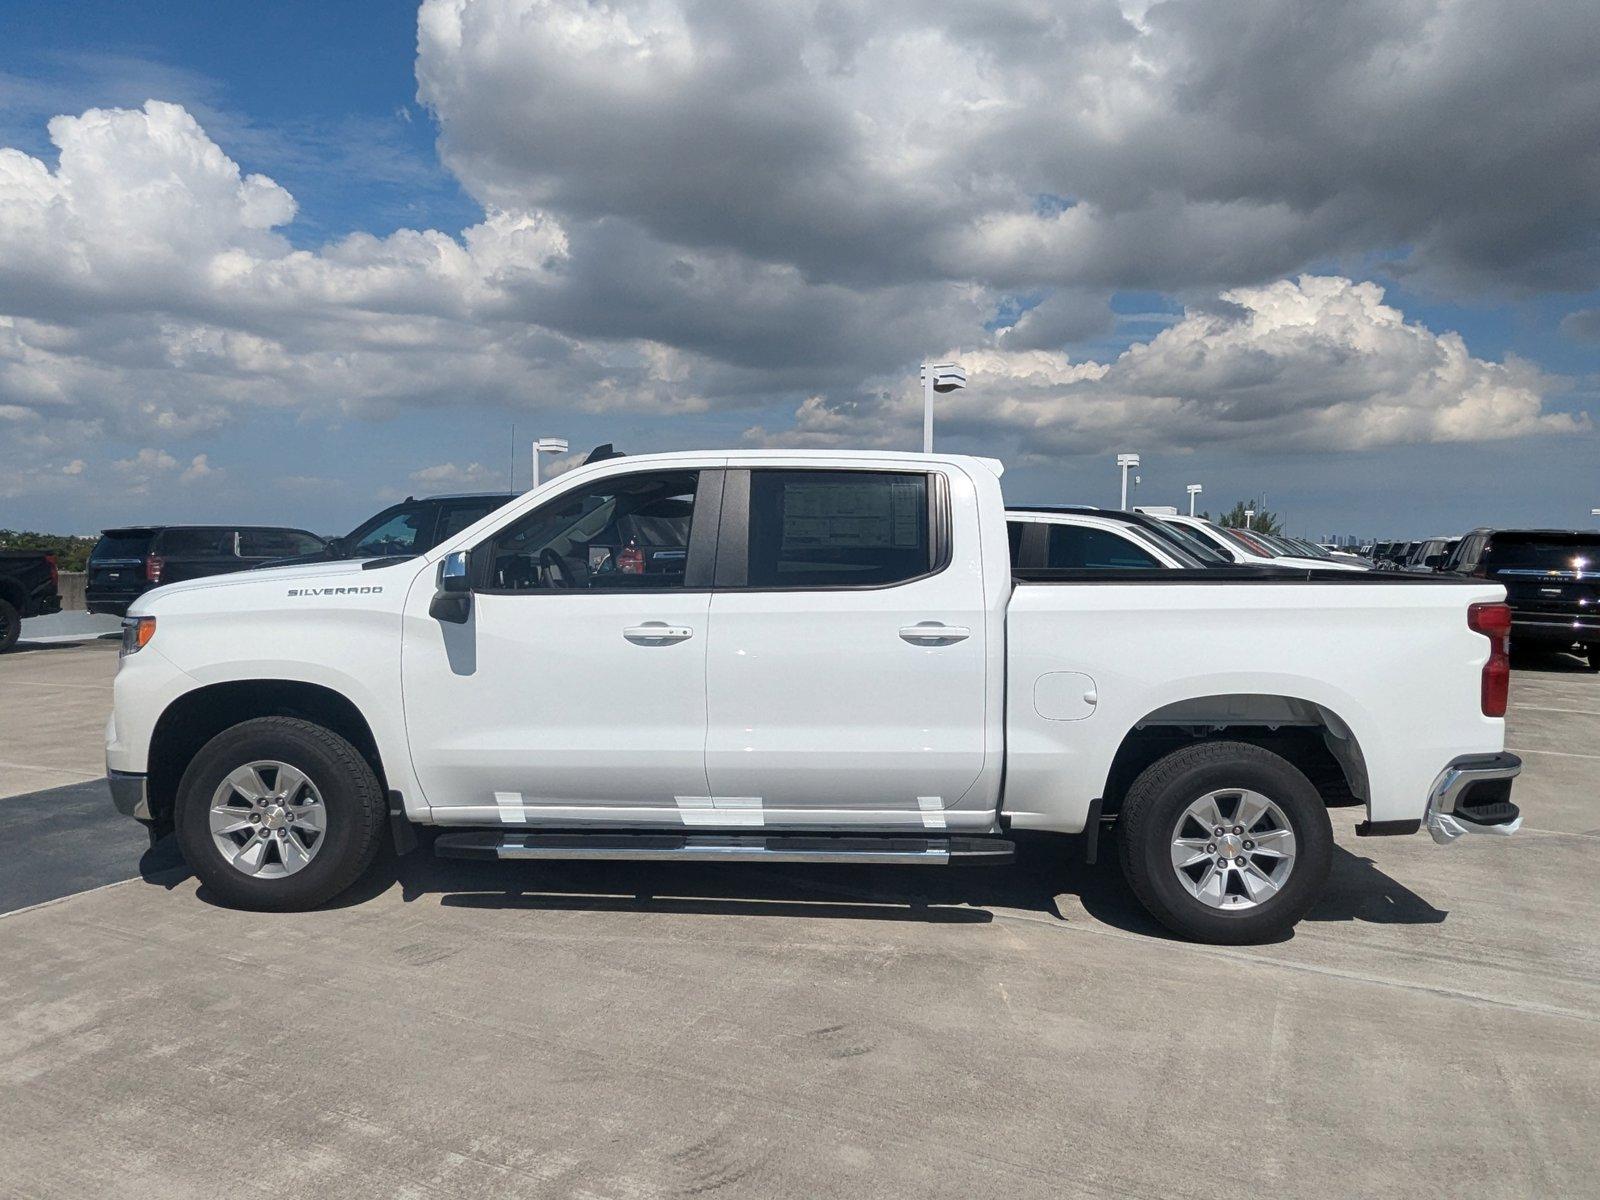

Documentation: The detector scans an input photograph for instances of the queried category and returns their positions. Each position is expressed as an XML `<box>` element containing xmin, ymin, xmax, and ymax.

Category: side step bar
<box><xmin>433</xmin><ymin>830</ymin><xmax>1015</xmax><ymax>866</ymax></box>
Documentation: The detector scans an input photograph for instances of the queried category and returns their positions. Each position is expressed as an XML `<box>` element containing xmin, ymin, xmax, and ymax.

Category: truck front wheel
<box><xmin>1118</xmin><ymin>741</ymin><xmax>1333</xmax><ymax>944</ymax></box>
<box><xmin>174</xmin><ymin>717</ymin><xmax>386</xmax><ymax>911</ymax></box>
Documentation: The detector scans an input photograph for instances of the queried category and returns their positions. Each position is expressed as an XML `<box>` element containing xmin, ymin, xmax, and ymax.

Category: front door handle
<box><xmin>899</xmin><ymin>622</ymin><xmax>971</xmax><ymax>644</ymax></box>
<box><xmin>623</xmin><ymin>622</ymin><xmax>693</xmax><ymax>644</ymax></box>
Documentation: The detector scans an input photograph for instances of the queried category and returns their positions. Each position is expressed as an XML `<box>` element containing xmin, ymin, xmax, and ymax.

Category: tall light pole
<box><xmin>1116</xmin><ymin>453</ymin><xmax>1141</xmax><ymax>510</ymax></box>
<box><xmin>1187</xmin><ymin>483</ymin><xmax>1202</xmax><ymax>517</ymax></box>
<box><xmin>1244</xmin><ymin>508</ymin><xmax>1256</xmax><ymax>530</ymax></box>
<box><xmin>921</xmin><ymin>362</ymin><xmax>966</xmax><ymax>453</ymax></box>
<box><xmin>531</xmin><ymin>437</ymin><xmax>568</xmax><ymax>490</ymax></box>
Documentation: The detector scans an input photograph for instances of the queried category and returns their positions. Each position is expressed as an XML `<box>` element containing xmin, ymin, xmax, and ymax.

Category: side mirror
<box><xmin>1424</xmin><ymin>553</ymin><xmax>1445</xmax><ymax>569</ymax></box>
<box><xmin>429</xmin><ymin>550</ymin><xmax>472</xmax><ymax>623</ymax></box>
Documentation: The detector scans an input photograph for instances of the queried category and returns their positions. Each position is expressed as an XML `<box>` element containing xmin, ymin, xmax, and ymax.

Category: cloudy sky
<box><xmin>2</xmin><ymin>0</ymin><xmax>1597</xmax><ymax>539</ymax></box>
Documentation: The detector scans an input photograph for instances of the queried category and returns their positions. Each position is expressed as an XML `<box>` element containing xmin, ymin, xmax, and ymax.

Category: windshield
<box><xmin>1128</xmin><ymin>518</ymin><xmax>1228</xmax><ymax>565</ymax></box>
<box><xmin>1219</xmin><ymin>527</ymin><xmax>1277</xmax><ymax>557</ymax></box>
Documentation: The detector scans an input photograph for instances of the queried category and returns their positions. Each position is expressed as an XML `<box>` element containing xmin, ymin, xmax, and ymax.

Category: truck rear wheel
<box><xmin>0</xmin><ymin>598</ymin><xmax>19</xmax><ymax>653</ymax></box>
<box><xmin>174</xmin><ymin>717</ymin><xmax>385</xmax><ymax>911</ymax></box>
<box><xmin>1118</xmin><ymin>741</ymin><xmax>1332</xmax><ymax>944</ymax></box>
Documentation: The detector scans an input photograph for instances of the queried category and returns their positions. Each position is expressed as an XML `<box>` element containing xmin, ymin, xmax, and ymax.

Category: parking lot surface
<box><xmin>2</xmin><ymin>641</ymin><xmax>1597</xmax><ymax>1198</ymax></box>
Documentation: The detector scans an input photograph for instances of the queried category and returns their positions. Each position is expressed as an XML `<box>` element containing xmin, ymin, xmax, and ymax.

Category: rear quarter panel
<box><xmin>1003</xmin><ymin>579</ymin><xmax>1507</xmax><ymax>831</ymax></box>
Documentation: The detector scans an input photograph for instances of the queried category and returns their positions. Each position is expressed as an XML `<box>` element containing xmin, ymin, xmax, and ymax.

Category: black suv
<box><xmin>87</xmin><ymin>526</ymin><xmax>328</xmax><ymax>617</ymax></box>
<box><xmin>1444</xmin><ymin>528</ymin><xmax>1600</xmax><ymax>666</ymax></box>
<box><xmin>274</xmin><ymin>492</ymin><xmax>515</xmax><ymax>566</ymax></box>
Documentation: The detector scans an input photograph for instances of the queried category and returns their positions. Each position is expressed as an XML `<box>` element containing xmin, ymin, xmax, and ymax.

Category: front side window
<box><xmin>351</xmin><ymin>507</ymin><xmax>434</xmax><ymax>558</ymax></box>
<box><xmin>485</xmin><ymin>471</ymin><xmax>699</xmax><ymax>591</ymax></box>
<box><xmin>740</xmin><ymin>470</ymin><xmax>931</xmax><ymax>589</ymax></box>
<box><xmin>1046</xmin><ymin>524</ymin><xmax>1161</xmax><ymax>569</ymax></box>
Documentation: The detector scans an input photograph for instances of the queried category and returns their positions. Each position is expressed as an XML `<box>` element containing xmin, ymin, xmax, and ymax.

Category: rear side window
<box><xmin>742</xmin><ymin>470</ymin><xmax>932</xmax><ymax>589</ymax></box>
<box><xmin>92</xmin><ymin>532</ymin><xmax>152</xmax><ymax>560</ymax></box>
<box><xmin>153</xmin><ymin>528</ymin><xmax>231</xmax><ymax>556</ymax></box>
<box><xmin>437</xmin><ymin>500</ymin><xmax>504</xmax><ymax>541</ymax></box>
<box><xmin>1046</xmin><ymin>524</ymin><xmax>1161</xmax><ymax>569</ymax></box>
<box><xmin>239</xmin><ymin>529</ymin><xmax>325</xmax><ymax>558</ymax></box>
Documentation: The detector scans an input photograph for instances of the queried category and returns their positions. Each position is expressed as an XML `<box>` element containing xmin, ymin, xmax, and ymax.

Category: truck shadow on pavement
<box><xmin>148</xmin><ymin>830</ymin><xmax>1446</xmax><ymax>942</ymax></box>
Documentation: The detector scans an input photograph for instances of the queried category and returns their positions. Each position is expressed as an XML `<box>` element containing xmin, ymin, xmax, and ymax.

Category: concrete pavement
<box><xmin>0</xmin><ymin>643</ymin><xmax>1595</xmax><ymax>1198</ymax></box>
<box><xmin>0</xmin><ymin>636</ymin><xmax>119</xmax><ymax>796</ymax></box>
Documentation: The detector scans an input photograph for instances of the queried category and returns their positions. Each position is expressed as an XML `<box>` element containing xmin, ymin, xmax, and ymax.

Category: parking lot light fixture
<box><xmin>921</xmin><ymin>362</ymin><xmax>967</xmax><ymax>454</ymax></box>
<box><xmin>1245</xmin><ymin>508</ymin><xmax>1256</xmax><ymax>529</ymax></box>
<box><xmin>532</xmin><ymin>437</ymin><xmax>569</xmax><ymax>490</ymax></box>
<box><xmin>1116</xmin><ymin>453</ymin><xmax>1141</xmax><ymax>510</ymax></box>
<box><xmin>1187</xmin><ymin>483</ymin><xmax>1202</xmax><ymax>516</ymax></box>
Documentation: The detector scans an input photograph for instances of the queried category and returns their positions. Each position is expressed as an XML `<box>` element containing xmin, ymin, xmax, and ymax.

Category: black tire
<box><xmin>175</xmin><ymin>716</ymin><xmax>385</xmax><ymax>911</ymax></box>
<box><xmin>0</xmin><ymin>598</ymin><xmax>19</xmax><ymax>653</ymax></box>
<box><xmin>1118</xmin><ymin>740</ymin><xmax>1333</xmax><ymax>944</ymax></box>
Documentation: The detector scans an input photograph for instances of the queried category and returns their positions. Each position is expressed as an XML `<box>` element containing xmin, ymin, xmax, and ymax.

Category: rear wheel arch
<box><xmin>146</xmin><ymin>680</ymin><xmax>387</xmax><ymax>826</ymax></box>
<box><xmin>1099</xmin><ymin>693</ymin><xmax>1369</xmax><ymax>818</ymax></box>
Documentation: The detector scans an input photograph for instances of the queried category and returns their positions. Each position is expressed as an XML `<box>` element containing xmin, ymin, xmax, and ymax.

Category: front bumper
<box><xmin>107</xmin><ymin>769</ymin><xmax>152</xmax><ymax>821</ymax></box>
<box><xmin>1423</xmin><ymin>752</ymin><xmax>1522</xmax><ymax>845</ymax></box>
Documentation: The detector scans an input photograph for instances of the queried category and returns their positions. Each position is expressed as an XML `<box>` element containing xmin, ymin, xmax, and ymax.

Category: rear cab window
<box><xmin>91</xmin><ymin>531</ymin><xmax>154</xmax><ymax>561</ymax></box>
<box><xmin>1486</xmin><ymin>533</ymin><xmax>1600</xmax><ymax>575</ymax></box>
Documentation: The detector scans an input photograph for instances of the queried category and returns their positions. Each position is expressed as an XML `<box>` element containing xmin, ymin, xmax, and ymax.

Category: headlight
<box><xmin>120</xmin><ymin>615</ymin><xmax>156</xmax><ymax>656</ymax></box>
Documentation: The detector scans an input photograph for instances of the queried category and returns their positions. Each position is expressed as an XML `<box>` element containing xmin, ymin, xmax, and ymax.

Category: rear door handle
<box><xmin>623</xmin><ymin>623</ymin><xmax>693</xmax><ymax>644</ymax></box>
<box><xmin>899</xmin><ymin>622</ymin><xmax>971</xmax><ymax>644</ymax></box>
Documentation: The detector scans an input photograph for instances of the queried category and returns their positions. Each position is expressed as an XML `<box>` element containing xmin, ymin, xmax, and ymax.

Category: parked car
<box><xmin>1376</xmin><ymin>540</ymin><xmax>1419</xmax><ymax>570</ymax></box>
<box><xmin>0</xmin><ymin>549</ymin><xmax>62</xmax><ymax>651</ymax></box>
<box><xmin>1153</xmin><ymin>515</ymin><xmax>1368</xmax><ymax>572</ymax></box>
<box><xmin>1007</xmin><ymin>507</ymin><xmax>1224</xmax><ymax>570</ymax></box>
<box><xmin>107</xmin><ymin>449</ymin><xmax>1521</xmax><ymax>945</ymax></box>
<box><xmin>1444</xmin><ymin>528</ymin><xmax>1600</xmax><ymax>667</ymax></box>
<box><xmin>87</xmin><ymin>526</ymin><xmax>328</xmax><ymax>617</ymax></box>
<box><xmin>267</xmin><ymin>493</ymin><xmax>515</xmax><ymax>567</ymax></box>
<box><xmin>1401</xmin><ymin>537</ymin><xmax>1459</xmax><ymax>573</ymax></box>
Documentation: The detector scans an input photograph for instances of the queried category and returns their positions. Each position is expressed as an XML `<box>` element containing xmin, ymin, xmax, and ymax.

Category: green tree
<box><xmin>0</xmin><ymin>530</ymin><xmax>98</xmax><ymax>572</ymax></box>
<box><xmin>1206</xmin><ymin>501</ymin><xmax>1283</xmax><ymax>536</ymax></box>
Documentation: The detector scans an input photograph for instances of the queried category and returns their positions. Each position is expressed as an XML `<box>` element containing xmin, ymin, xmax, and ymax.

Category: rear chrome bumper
<box><xmin>1424</xmin><ymin>753</ymin><xmax>1522</xmax><ymax>845</ymax></box>
<box><xmin>107</xmin><ymin>769</ymin><xmax>152</xmax><ymax>821</ymax></box>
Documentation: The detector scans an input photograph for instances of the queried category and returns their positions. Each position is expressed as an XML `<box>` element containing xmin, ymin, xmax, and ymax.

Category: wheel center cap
<box><xmin>1219</xmin><ymin>833</ymin><xmax>1245</xmax><ymax>858</ymax></box>
<box><xmin>263</xmin><ymin>805</ymin><xmax>288</xmax><ymax>830</ymax></box>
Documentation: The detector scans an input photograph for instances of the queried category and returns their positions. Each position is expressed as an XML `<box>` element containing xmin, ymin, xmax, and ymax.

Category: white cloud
<box><xmin>0</xmin><ymin>0</ymin><xmax>1595</xmax><ymax>510</ymax></box>
<box><xmin>755</xmin><ymin>277</ymin><xmax>1585</xmax><ymax>455</ymax></box>
<box><xmin>408</xmin><ymin>460</ymin><xmax>503</xmax><ymax>490</ymax></box>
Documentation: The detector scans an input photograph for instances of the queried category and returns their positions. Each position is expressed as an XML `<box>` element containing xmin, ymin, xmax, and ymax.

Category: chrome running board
<box><xmin>432</xmin><ymin>830</ymin><xmax>1015</xmax><ymax>866</ymax></box>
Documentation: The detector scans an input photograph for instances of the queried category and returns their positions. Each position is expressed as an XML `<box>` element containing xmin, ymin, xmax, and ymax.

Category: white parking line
<box><xmin>1508</xmin><ymin>747</ymin><xmax>1600</xmax><ymax>762</ymax></box>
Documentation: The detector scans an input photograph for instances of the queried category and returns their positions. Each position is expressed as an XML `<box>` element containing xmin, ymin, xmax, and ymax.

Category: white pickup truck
<box><xmin>107</xmin><ymin>450</ymin><xmax>1522</xmax><ymax>943</ymax></box>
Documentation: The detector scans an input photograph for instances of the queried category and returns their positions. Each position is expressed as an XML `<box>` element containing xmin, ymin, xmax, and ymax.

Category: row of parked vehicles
<box><xmin>1367</xmin><ymin>529</ymin><xmax>1600</xmax><ymax>667</ymax></box>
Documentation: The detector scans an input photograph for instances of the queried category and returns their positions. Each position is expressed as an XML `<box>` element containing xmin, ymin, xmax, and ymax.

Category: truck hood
<box><xmin>130</xmin><ymin>558</ymin><xmax>414</xmax><ymax>613</ymax></box>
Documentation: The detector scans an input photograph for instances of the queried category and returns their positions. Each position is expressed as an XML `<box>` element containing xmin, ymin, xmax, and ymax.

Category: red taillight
<box><xmin>145</xmin><ymin>554</ymin><xmax>164</xmax><ymax>584</ymax></box>
<box><xmin>1468</xmin><ymin>601</ymin><xmax>1511</xmax><ymax>717</ymax></box>
<box><xmin>45</xmin><ymin>553</ymin><xmax>58</xmax><ymax>590</ymax></box>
